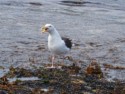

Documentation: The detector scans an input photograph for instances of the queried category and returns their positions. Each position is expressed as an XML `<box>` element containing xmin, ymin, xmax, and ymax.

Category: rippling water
<box><xmin>0</xmin><ymin>0</ymin><xmax>125</xmax><ymax>80</ymax></box>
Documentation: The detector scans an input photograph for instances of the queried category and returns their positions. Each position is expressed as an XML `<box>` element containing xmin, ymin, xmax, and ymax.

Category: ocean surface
<box><xmin>0</xmin><ymin>0</ymin><xmax>125</xmax><ymax>81</ymax></box>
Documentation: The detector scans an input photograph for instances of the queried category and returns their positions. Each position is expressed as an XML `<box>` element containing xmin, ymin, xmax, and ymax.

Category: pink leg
<box><xmin>51</xmin><ymin>55</ymin><xmax>55</xmax><ymax>68</ymax></box>
<box><xmin>45</xmin><ymin>55</ymin><xmax>55</xmax><ymax>69</ymax></box>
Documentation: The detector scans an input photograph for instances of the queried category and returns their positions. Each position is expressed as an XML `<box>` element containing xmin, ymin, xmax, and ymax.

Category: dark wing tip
<box><xmin>62</xmin><ymin>37</ymin><xmax>72</xmax><ymax>49</ymax></box>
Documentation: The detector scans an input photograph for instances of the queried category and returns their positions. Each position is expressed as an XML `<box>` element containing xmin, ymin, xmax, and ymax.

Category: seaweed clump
<box><xmin>0</xmin><ymin>63</ymin><xmax>125</xmax><ymax>94</ymax></box>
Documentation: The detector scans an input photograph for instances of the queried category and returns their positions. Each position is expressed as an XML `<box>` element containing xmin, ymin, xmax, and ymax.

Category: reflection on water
<box><xmin>0</xmin><ymin>0</ymin><xmax>125</xmax><ymax>80</ymax></box>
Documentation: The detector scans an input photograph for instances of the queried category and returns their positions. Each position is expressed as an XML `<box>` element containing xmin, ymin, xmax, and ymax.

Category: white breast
<box><xmin>48</xmin><ymin>35</ymin><xmax>69</xmax><ymax>55</ymax></box>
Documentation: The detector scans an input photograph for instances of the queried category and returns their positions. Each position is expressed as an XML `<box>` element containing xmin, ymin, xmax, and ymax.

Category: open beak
<box><xmin>41</xmin><ymin>26</ymin><xmax>48</xmax><ymax>33</ymax></box>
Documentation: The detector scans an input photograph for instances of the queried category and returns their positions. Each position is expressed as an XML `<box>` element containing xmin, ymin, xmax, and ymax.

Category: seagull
<box><xmin>41</xmin><ymin>24</ymin><xmax>72</xmax><ymax>68</ymax></box>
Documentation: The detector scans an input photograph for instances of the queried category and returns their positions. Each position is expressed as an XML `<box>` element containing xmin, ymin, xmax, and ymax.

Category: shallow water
<box><xmin>8</xmin><ymin>77</ymin><xmax>39</xmax><ymax>82</ymax></box>
<box><xmin>0</xmin><ymin>0</ymin><xmax>125</xmax><ymax>80</ymax></box>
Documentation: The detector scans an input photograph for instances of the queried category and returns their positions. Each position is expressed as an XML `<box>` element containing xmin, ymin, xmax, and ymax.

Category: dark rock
<box><xmin>0</xmin><ymin>91</ymin><xmax>7</xmax><ymax>94</ymax></box>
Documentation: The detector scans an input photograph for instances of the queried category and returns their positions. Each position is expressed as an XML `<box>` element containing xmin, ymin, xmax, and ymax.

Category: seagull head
<box><xmin>42</xmin><ymin>24</ymin><xmax>55</xmax><ymax>33</ymax></box>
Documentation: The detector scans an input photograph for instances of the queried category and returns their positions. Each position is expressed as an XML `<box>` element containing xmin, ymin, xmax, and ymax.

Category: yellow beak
<box><xmin>41</xmin><ymin>26</ymin><xmax>48</xmax><ymax>33</ymax></box>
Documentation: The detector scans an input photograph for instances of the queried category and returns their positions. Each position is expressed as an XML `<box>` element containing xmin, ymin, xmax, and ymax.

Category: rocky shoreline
<box><xmin>0</xmin><ymin>61</ymin><xmax>125</xmax><ymax>94</ymax></box>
